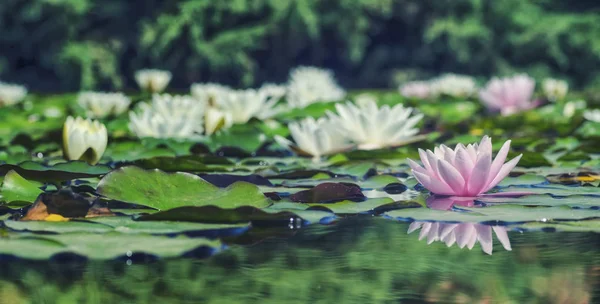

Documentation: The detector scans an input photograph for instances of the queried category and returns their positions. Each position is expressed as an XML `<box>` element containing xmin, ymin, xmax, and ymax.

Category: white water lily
<box><xmin>77</xmin><ymin>91</ymin><xmax>131</xmax><ymax>118</ymax></box>
<box><xmin>542</xmin><ymin>78</ymin><xmax>568</xmax><ymax>101</ymax></box>
<box><xmin>204</xmin><ymin>107</ymin><xmax>233</xmax><ymax>136</ymax></box>
<box><xmin>286</xmin><ymin>66</ymin><xmax>345</xmax><ymax>108</ymax></box>
<box><xmin>429</xmin><ymin>74</ymin><xmax>477</xmax><ymax>98</ymax></box>
<box><xmin>190</xmin><ymin>83</ymin><xmax>232</xmax><ymax>106</ymax></box>
<box><xmin>275</xmin><ymin>117</ymin><xmax>352</xmax><ymax>161</ymax></box>
<box><xmin>326</xmin><ymin>99</ymin><xmax>423</xmax><ymax>150</ymax></box>
<box><xmin>408</xmin><ymin>221</ymin><xmax>512</xmax><ymax>255</ymax></box>
<box><xmin>0</xmin><ymin>82</ymin><xmax>27</xmax><ymax>107</ymax></box>
<box><xmin>135</xmin><ymin>69</ymin><xmax>172</xmax><ymax>93</ymax></box>
<box><xmin>259</xmin><ymin>83</ymin><xmax>287</xmax><ymax>100</ymax></box>
<box><xmin>583</xmin><ymin>109</ymin><xmax>600</xmax><ymax>123</ymax></box>
<box><xmin>62</xmin><ymin>116</ymin><xmax>108</xmax><ymax>165</ymax></box>
<box><xmin>128</xmin><ymin>94</ymin><xmax>205</xmax><ymax>139</ymax></box>
<box><xmin>214</xmin><ymin>89</ymin><xmax>282</xmax><ymax>123</ymax></box>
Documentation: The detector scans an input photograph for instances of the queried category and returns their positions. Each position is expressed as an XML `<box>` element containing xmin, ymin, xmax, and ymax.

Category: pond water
<box><xmin>2</xmin><ymin>217</ymin><xmax>598</xmax><ymax>303</ymax></box>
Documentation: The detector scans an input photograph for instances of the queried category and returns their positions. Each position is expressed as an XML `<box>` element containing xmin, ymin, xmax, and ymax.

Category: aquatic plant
<box><xmin>215</xmin><ymin>89</ymin><xmax>282</xmax><ymax>123</ymax></box>
<box><xmin>429</xmin><ymin>74</ymin><xmax>477</xmax><ymax>98</ymax></box>
<box><xmin>135</xmin><ymin>69</ymin><xmax>172</xmax><ymax>93</ymax></box>
<box><xmin>583</xmin><ymin>109</ymin><xmax>600</xmax><ymax>123</ymax></box>
<box><xmin>326</xmin><ymin>99</ymin><xmax>423</xmax><ymax>150</ymax></box>
<box><xmin>204</xmin><ymin>107</ymin><xmax>233</xmax><ymax>136</ymax></box>
<box><xmin>77</xmin><ymin>91</ymin><xmax>131</xmax><ymax>118</ymax></box>
<box><xmin>128</xmin><ymin>94</ymin><xmax>205</xmax><ymax>139</ymax></box>
<box><xmin>479</xmin><ymin>74</ymin><xmax>539</xmax><ymax>116</ymax></box>
<box><xmin>62</xmin><ymin>116</ymin><xmax>108</xmax><ymax>165</ymax></box>
<box><xmin>286</xmin><ymin>66</ymin><xmax>345</xmax><ymax>108</ymax></box>
<box><xmin>0</xmin><ymin>81</ymin><xmax>27</xmax><ymax>107</ymax></box>
<box><xmin>408</xmin><ymin>136</ymin><xmax>522</xmax><ymax>197</ymax></box>
<box><xmin>258</xmin><ymin>83</ymin><xmax>287</xmax><ymax>100</ymax></box>
<box><xmin>275</xmin><ymin>117</ymin><xmax>351</xmax><ymax>161</ymax></box>
<box><xmin>399</xmin><ymin>81</ymin><xmax>430</xmax><ymax>99</ymax></box>
<box><xmin>562</xmin><ymin>100</ymin><xmax>586</xmax><ymax>118</ymax></box>
<box><xmin>408</xmin><ymin>221</ymin><xmax>511</xmax><ymax>255</ymax></box>
<box><xmin>190</xmin><ymin>83</ymin><xmax>232</xmax><ymax>106</ymax></box>
<box><xmin>542</xmin><ymin>78</ymin><xmax>568</xmax><ymax>102</ymax></box>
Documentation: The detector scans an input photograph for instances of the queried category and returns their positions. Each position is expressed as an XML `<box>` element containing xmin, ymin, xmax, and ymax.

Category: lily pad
<box><xmin>385</xmin><ymin>205</ymin><xmax>600</xmax><ymax>223</ymax></box>
<box><xmin>0</xmin><ymin>161</ymin><xmax>112</xmax><ymax>182</ymax></box>
<box><xmin>0</xmin><ymin>170</ymin><xmax>43</xmax><ymax>205</ymax></box>
<box><xmin>0</xmin><ymin>233</ymin><xmax>222</xmax><ymax>259</ymax></box>
<box><xmin>97</xmin><ymin>166</ymin><xmax>269</xmax><ymax>210</ymax></box>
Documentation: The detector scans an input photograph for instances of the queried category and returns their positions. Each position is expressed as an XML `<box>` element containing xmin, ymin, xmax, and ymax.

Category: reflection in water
<box><xmin>425</xmin><ymin>195</ymin><xmax>476</xmax><ymax>210</ymax></box>
<box><xmin>407</xmin><ymin>221</ymin><xmax>512</xmax><ymax>255</ymax></box>
<box><xmin>0</xmin><ymin>218</ymin><xmax>598</xmax><ymax>303</ymax></box>
<box><xmin>418</xmin><ymin>195</ymin><xmax>511</xmax><ymax>255</ymax></box>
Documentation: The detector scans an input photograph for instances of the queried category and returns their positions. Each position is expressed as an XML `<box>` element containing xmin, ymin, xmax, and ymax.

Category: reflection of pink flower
<box><xmin>408</xmin><ymin>136</ymin><xmax>522</xmax><ymax>197</ymax></box>
<box><xmin>408</xmin><ymin>222</ymin><xmax>512</xmax><ymax>255</ymax></box>
<box><xmin>479</xmin><ymin>74</ymin><xmax>540</xmax><ymax>116</ymax></box>
<box><xmin>426</xmin><ymin>196</ymin><xmax>475</xmax><ymax>210</ymax></box>
<box><xmin>399</xmin><ymin>81</ymin><xmax>430</xmax><ymax>99</ymax></box>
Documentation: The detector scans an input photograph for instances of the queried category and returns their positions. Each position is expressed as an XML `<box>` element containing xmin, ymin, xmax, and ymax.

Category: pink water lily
<box><xmin>479</xmin><ymin>74</ymin><xmax>540</xmax><ymax>116</ymax></box>
<box><xmin>408</xmin><ymin>136</ymin><xmax>522</xmax><ymax>197</ymax></box>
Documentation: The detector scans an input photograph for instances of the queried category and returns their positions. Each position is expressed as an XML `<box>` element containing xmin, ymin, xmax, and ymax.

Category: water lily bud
<box><xmin>62</xmin><ymin>116</ymin><xmax>108</xmax><ymax>165</ymax></box>
<box><xmin>135</xmin><ymin>69</ymin><xmax>172</xmax><ymax>93</ymax></box>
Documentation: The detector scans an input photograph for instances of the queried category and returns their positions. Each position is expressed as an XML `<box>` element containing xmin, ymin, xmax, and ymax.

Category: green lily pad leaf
<box><xmin>306</xmin><ymin>197</ymin><xmax>410</xmax><ymax>214</ymax></box>
<box><xmin>0</xmin><ymin>161</ymin><xmax>112</xmax><ymax>182</ymax></box>
<box><xmin>4</xmin><ymin>219</ymin><xmax>114</xmax><ymax>233</ymax></box>
<box><xmin>385</xmin><ymin>205</ymin><xmax>600</xmax><ymax>223</ymax></box>
<box><xmin>130</xmin><ymin>155</ymin><xmax>233</xmax><ymax>172</ymax></box>
<box><xmin>137</xmin><ymin>205</ymin><xmax>304</xmax><ymax>224</ymax></box>
<box><xmin>97</xmin><ymin>166</ymin><xmax>269</xmax><ymax>210</ymax></box>
<box><xmin>88</xmin><ymin>216</ymin><xmax>250</xmax><ymax>235</ymax></box>
<box><xmin>0</xmin><ymin>233</ymin><xmax>222</xmax><ymax>259</ymax></box>
<box><xmin>514</xmin><ymin>219</ymin><xmax>600</xmax><ymax>233</ymax></box>
<box><xmin>479</xmin><ymin>194</ymin><xmax>600</xmax><ymax>208</ymax></box>
<box><xmin>0</xmin><ymin>235</ymin><xmax>66</xmax><ymax>259</ymax></box>
<box><xmin>0</xmin><ymin>170</ymin><xmax>43</xmax><ymax>205</ymax></box>
<box><xmin>420</xmin><ymin>101</ymin><xmax>478</xmax><ymax>124</ymax></box>
<box><xmin>496</xmin><ymin>184</ymin><xmax>600</xmax><ymax>196</ymax></box>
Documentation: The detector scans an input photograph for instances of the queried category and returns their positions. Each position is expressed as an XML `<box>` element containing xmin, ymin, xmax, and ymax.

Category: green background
<box><xmin>1</xmin><ymin>0</ymin><xmax>599</xmax><ymax>91</ymax></box>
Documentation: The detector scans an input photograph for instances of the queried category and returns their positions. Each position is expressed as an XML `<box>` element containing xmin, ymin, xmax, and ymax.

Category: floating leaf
<box><xmin>0</xmin><ymin>161</ymin><xmax>111</xmax><ymax>182</ymax></box>
<box><xmin>97</xmin><ymin>166</ymin><xmax>269</xmax><ymax>210</ymax></box>
<box><xmin>0</xmin><ymin>170</ymin><xmax>43</xmax><ymax>205</ymax></box>
<box><xmin>385</xmin><ymin>205</ymin><xmax>600</xmax><ymax>223</ymax></box>
<box><xmin>0</xmin><ymin>233</ymin><xmax>222</xmax><ymax>259</ymax></box>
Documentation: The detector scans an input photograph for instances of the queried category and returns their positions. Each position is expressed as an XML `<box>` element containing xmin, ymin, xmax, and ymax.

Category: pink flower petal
<box><xmin>407</xmin><ymin>222</ymin><xmax>423</xmax><ymax>234</ymax></box>
<box><xmin>437</xmin><ymin>159</ymin><xmax>466</xmax><ymax>195</ymax></box>
<box><xmin>418</xmin><ymin>148</ymin><xmax>432</xmax><ymax>172</ymax></box>
<box><xmin>454</xmin><ymin>146</ymin><xmax>475</xmax><ymax>182</ymax></box>
<box><xmin>483</xmin><ymin>154</ymin><xmax>523</xmax><ymax>192</ymax></box>
<box><xmin>456</xmin><ymin>224</ymin><xmax>475</xmax><ymax>248</ymax></box>
<box><xmin>475</xmin><ymin>224</ymin><xmax>493</xmax><ymax>255</ymax></box>
<box><xmin>487</xmin><ymin>140</ymin><xmax>511</xmax><ymax>185</ymax></box>
<box><xmin>413</xmin><ymin>171</ymin><xmax>455</xmax><ymax>195</ymax></box>
<box><xmin>492</xmin><ymin>226</ymin><xmax>512</xmax><ymax>251</ymax></box>
<box><xmin>466</xmin><ymin>152</ymin><xmax>491</xmax><ymax>196</ymax></box>
<box><xmin>408</xmin><ymin>158</ymin><xmax>427</xmax><ymax>174</ymax></box>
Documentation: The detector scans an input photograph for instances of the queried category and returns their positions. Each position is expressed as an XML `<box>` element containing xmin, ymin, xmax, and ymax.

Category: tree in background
<box><xmin>0</xmin><ymin>0</ymin><xmax>599</xmax><ymax>91</ymax></box>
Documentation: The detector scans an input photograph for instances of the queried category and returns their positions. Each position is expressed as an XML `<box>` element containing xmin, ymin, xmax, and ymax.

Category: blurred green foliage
<box><xmin>0</xmin><ymin>0</ymin><xmax>599</xmax><ymax>91</ymax></box>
